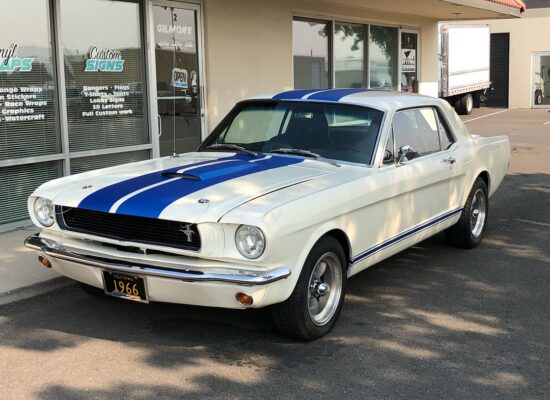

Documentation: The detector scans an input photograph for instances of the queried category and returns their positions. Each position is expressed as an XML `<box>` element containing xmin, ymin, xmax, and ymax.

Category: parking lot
<box><xmin>0</xmin><ymin>108</ymin><xmax>548</xmax><ymax>400</ymax></box>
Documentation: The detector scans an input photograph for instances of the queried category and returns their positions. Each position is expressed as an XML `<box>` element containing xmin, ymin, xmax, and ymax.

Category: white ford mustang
<box><xmin>25</xmin><ymin>89</ymin><xmax>510</xmax><ymax>340</ymax></box>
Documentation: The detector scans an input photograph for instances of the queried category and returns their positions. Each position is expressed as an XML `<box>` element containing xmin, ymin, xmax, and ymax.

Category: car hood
<box><xmin>37</xmin><ymin>152</ymin><xmax>337</xmax><ymax>223</ymax></box>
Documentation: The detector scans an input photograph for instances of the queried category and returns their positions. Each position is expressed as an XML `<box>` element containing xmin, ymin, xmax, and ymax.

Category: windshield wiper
<box><xmin>203</xmin><ymin>143</ymin><xmax>258</xmax><ymax>156</ymax></box>
<box><xmin>270</xmin><ymin>148</ymin><xmax>340</xmax><ymax>167</ymax></box>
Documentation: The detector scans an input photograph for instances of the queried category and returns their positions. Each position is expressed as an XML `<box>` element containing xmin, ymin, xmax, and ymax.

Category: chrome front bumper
<box><xmin>24</xmin><ymin>234</ymin><xmax>291</xmax><ymax>286</ymax></box>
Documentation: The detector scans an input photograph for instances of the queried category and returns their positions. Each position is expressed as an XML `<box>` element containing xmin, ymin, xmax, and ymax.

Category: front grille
<box><xmin>56</xmin><ymin>206</ymin><xmax>201</xmax><ymax>251</ymax></box>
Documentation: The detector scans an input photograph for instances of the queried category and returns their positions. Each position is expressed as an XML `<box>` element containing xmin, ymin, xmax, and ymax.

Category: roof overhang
<box><xmin>442</xmin><ymin>0</ymin><xmax>525</xmax><ymax>18</ymax></box>
<box><xmin>304</xmin><ymin>0</ymin><xmax>524</xmax><ymax>20</ymax></box>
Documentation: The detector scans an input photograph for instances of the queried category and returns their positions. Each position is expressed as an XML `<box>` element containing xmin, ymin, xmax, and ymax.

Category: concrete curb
<box><xmin>0</xmin><ymin>277</ymin><xmax>73</xmax><ymax>306</ymax></box>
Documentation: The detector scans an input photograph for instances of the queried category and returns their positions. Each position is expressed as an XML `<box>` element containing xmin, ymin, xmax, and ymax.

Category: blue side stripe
<box><xmin>78</xmin><ymin>155</ymin><xmax>238</xmax><ymax>213</ymax></box>
<box><xmin>115</xmin><ymin>155</ymin><xmax>304</xmax><ymax>218</ymax></box>
<box><xmin>272</xmin><ymin>89</ymin><xmax>322</xmax><ymax>100</ymax></box>
<box><xmin>307</xmin><ymin>88</ymin><xmax>371</xmax><ymax>102</ymax></box>
<box><xmin>351</xmin><ymin>207</ymin><xmax>464</xmax><ymax>264</ymax></box>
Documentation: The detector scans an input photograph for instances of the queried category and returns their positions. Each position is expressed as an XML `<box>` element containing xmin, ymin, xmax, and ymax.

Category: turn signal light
<box><xmin>235</xmin><ymin>292</ymin><xmax>253</xmax><ymax>306</ymax></box>
<box><xmin>38</xmin><ymin>255</ymin><xmax>51</xmax><ymax>268</ymax></box>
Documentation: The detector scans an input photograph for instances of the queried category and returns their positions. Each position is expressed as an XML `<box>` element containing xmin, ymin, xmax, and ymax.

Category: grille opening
<box><xmin>56</xmin><ymin>206</ymin><xmax>201</xmax><ymax>251</ymax></box>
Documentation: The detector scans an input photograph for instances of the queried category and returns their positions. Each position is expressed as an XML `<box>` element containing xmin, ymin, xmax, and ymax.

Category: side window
<box><xmin>435</xmin><ymin>111</ymin><xmax>455</xmax><ymax>150</ymax></box>
<box><xmin>392</xmin><ymin>108</ymin><xmax>441</xmax><ymax>160</ymax></box>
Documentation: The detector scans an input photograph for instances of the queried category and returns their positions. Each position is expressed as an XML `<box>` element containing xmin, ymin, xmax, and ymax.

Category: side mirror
<box><xmin>398</xmin><ymin>145</ymin><xmax>415</xmax><ymax>165</ymax></box>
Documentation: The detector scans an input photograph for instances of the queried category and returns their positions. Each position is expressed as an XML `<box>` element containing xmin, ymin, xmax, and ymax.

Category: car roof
<box><xmin>250</xmin><ymin>89</ymin><xmax>441</xmax><ymax>112</ymax></box>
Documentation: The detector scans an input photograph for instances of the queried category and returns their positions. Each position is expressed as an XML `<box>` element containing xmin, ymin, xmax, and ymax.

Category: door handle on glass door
<box><xmin>442</xmin><ymin>156</ymin><xmax>456</xmax><ymax>164</ymax></box>
<box><xmin>158</xmin><ymin>114</ymin><xmax>162</xmax><ymax>137</ymax></box>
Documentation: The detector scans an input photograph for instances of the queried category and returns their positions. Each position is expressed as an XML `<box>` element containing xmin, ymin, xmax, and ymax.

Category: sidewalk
<box><xmin>0</xmin><ymin>226</ymin><xmax>70</xmax><ymax>306</ymax></box>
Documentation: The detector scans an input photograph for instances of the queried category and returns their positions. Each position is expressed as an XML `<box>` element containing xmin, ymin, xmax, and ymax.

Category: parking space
<box><xmin>0</xmin><ymin>108</ymin><xmax>549</xmax><ymax>399</ymax></box>
<box><xmin>462</xmin><ymin>108</ymin><xmax>550</xmax><ymax>173</ymax></box>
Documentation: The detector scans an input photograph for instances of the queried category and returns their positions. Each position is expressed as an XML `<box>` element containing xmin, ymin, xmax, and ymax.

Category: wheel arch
<box><xmin>324</xmin><ymin>229</ymin><xmax>352</xmax><ymax>268</ymax></box>
<box><xmin>478</xmin><ymin>170</ymin><xmax>490</xmax><ymax>192</ymax></box>
<box><xmin>272</xmin><ymin>224</ymin><xmax>353</xmax><ymax>306</ymax></box>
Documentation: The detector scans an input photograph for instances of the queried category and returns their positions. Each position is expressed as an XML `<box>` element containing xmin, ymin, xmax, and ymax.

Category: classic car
<box><xmin>25</xmin><ymin>89</ymin><xmax>510</xmax><ymax>340</ymax></box>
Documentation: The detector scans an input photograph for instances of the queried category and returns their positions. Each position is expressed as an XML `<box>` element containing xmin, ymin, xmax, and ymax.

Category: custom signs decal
<box><xmin>85</xmin><ymin>47</ymin><xmax>125</xmax><ymax>72</ymax></box>
<box><xmin>0</xmin><ymin>44</ymin><xmax>33</xmax><ymax>72</ymax></box>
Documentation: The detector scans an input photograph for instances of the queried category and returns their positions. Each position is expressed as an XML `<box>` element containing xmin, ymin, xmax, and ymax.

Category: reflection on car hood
<box><xmin>37</xmin><ymin>152</ymin><xmax>338</xmax><ymax>223</ymax></box>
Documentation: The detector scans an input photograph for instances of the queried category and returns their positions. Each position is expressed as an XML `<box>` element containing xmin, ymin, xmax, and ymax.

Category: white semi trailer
<box><xmin>440</xmin><ymin>24</ymin><xmax>491</xmax><ymax>115</ymax></box>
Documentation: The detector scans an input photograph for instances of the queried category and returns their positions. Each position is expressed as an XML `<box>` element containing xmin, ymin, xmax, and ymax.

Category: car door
<box><xmin>351</xmin><ymin>106</ymin><xmax>459</xmax><ymax>271</ymax></box>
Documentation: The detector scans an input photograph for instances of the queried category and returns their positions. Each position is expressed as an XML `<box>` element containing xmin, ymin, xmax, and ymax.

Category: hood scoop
<box><xmin>161</xmin><ymin>162</ymin><xmax>258</xmax><ymax>181</ymax></box>
<box><xmin>162</xmin><ymin>172</ymin><xmax>202</xmax><ymax>180</ymax></box>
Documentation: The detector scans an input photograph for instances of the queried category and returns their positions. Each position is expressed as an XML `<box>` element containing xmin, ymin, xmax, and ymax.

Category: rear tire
<box><xmin>457</xmin><ymin>94</ymin><xmax>474</xmax><ymax>115</ymax></box>
<box><xmin>445</xmin><ymin>177</ymin><xmax>489</xmax><ymax>249</ymax></box>
<box><xmin>272</xmin><ymin>236</ymin><xmax>347</xmax><ymax>341</ymax></box>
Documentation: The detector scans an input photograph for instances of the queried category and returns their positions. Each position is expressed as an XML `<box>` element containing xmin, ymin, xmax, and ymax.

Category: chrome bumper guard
<box><xmin>24</xmin><ymin>234</ymin><xmax>290</xmax><ymax>286</ymax></box>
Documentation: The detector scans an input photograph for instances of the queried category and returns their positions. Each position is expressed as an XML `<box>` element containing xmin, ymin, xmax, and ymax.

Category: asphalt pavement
<box><xmin>0</xmin><ymin>108</ymin><xmax>548</xmax><ymax>399</ymax></box>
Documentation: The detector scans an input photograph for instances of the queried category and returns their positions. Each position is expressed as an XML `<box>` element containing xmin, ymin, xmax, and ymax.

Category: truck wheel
<box><xmin>272</xmin><ymin>236</ymin><xmax>347</xmax><ymax>341</ymax></box>
<box><xmin>445</xmin><ymin>177</ymin><xmax>489</xmax><ymax>249</ymax></box>
<box><xmin>535</xmin><ymin>91</ymin><xmax>543</xmax><ymax>105</ymax></box>
<box><xmin>458</xmin><ymin>94</ymin><xmax>474</xmax><ymax>115</ymax></box>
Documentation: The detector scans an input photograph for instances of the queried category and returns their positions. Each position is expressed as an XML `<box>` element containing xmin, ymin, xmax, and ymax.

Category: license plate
<box><xmin>102</xmin><ymin>270</ymin><xmax>148</xmax><ymax>303</ymax></box>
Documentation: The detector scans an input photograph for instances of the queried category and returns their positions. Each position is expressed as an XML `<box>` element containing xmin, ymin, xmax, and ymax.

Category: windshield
<box><xmin>201</xmin><ymin>101</ymin><xmax>384</xmax><ymax>165</ymax></box>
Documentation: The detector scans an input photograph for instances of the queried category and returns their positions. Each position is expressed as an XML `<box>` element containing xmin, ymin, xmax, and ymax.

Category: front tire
<box><xmin>445</xmin><ymin>177</ymin><xmax>489</xmax><ymax>248</ymax></box>
<box><xmin>272</xmin><ymin>236</ymin><xmax>347</xmax><ymax>341</ymax></box>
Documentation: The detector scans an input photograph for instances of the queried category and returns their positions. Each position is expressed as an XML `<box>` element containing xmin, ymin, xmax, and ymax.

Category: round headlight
<box><xmin>34</xmin><ymin>197</ymin><xmax>55</xmax><ymax>227</ymax></box>
<box><xmin>235</xmin><ymin>225</ymin><xmax>265</xmax><ymax>259</ymax></box>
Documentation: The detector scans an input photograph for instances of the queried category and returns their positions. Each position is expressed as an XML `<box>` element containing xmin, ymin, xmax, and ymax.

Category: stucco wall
<box><xmin>203</xmin><ymin>0</ymin><xmax>440</xmax><ymax>129</ymax></box>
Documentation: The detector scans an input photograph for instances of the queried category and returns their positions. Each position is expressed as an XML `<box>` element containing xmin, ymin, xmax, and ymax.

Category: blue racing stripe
<box><xmin>307</xmin><ymin>88</ymin><xmax>371</xmax><ymax>102</ymax></box>
<box><xmin>351</xmin><ymin>207</ymin><xmax>464</xmax><ymax>264</ymax></box>
<box><xmin>115</xmin><ymin>155</ymin><xmax>304</xmax><ymax>218</ymax></box>
<box><xmin>78</xmin><ymin>155</ymin><xmax>238</xmax><ymax>213</ymax></box>
<box><xmin>272</xmin><ymin>89</ymin><xmax>322</xmax><ymax>100</ymax></box>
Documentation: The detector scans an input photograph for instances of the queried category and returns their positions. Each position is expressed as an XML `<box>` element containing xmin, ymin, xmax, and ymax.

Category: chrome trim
<box><xmin>24</xmin><ymin>234</ymin><xmax>290</xmax><ymax>286</ymax></box>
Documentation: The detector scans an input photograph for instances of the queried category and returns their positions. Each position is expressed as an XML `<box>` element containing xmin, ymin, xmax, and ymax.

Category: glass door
<box><xmin>153</xmin><ymin>2</ymin><xmax>202</xmax><ymax>156</ymax></box>
<box><xmin>532</xmin><ymin>52</ymin><xmax>550</xmax><ymax>108</ymax></box>
<box><xmin>400</xmin><ymin>30</ymin><xmax>419</xmax><ymax>93</ymax></box>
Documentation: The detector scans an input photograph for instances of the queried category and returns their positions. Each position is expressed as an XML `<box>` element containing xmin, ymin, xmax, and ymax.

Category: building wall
<box><xmin>458</xmin><ymin>8</ymin><xmax>550</xmax><ymax>109</ymax></box>
<box><xmin>203</xmin><ymin>0</ymin><xmax>440</xmax><ymax>129</ymax></box>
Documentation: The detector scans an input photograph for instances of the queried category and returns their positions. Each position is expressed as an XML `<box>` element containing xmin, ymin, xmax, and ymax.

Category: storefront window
<box><xmin>369</xmin><ymin>25</ymin><xmax>398</xmax><ymax>90</ymax></box>
<box><xmin>0</xmin><ymin>0</ymin><xmax>62</xmax><ymax>224</ymax></box>
<box><xmin>401</xmin><ymin>32</ymin><xmax>418</xmax><ymax>93</ymax></box>
<box><xmin>0</xmin><ymin>0</ymin><xmax>60</xmax><ymax>161</ymax></box>
<box><xmin>334</xmin><ymin>23</ymin><xmax>365</xmax><ymax>88</ymax></box>
<box><xmin>60</xmin><ymin>0</ymin><xmax>149</xmax><ymax>157</ymax></box>
<box><xmin>293</xmin><ymin>19</ymin><xmax>330</xmax><ymax>89</ymax></box>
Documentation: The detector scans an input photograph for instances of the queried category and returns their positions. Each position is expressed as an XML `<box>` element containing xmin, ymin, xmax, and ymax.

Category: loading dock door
<box><xmin>488</xmin><ymin>33</ymin><xmax>510</xmax><ymax>108</ymax></box>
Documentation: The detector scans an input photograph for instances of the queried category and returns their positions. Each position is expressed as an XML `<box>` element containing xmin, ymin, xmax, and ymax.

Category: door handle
<box><xmin>157</xmin><ymin>114</ymin><xmax>162</xmax><ymax>137</ymax></box>
<box><xmin>442</xmin><ymin>156</ymin><xmax>456</xmax><ymax>164</ymax></box>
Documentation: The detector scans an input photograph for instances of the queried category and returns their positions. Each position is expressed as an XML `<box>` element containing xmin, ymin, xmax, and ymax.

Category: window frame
<box><xmin>382</xmin><ymin>105</ymin><xmax>457</xmax><ymax>166</ymax></box>
<box><xmin>292</xmin><ymin>16</ymin><xmax>334</xmax><ymax>89</ymax></box>
<box><xmin>199</xmin><ymin>99</ymin><xmax>386</xmax><ymax>167</ymax></box>
<box><xmin>292</xmin><ymin>14</ymin><xmax>421</xmax><ymax>92</ymax></box>
<box><xmin>433</xmin><ymin>107</ymin><xmax>456</xmax><ymax>151</ymax></box>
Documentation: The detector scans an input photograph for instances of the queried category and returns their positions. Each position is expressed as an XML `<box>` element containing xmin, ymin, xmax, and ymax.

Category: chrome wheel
<box><xmin>307</xmin><ymin>252</ymin><xmax>343</xmax><ymax>326</ymax></box>
<box><xmin>470</xmin><ymin>188</ymin><xmax>487</xmax><ymax>238</ymax></box>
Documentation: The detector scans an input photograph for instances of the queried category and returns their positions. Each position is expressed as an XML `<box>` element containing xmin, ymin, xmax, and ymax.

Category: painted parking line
<box><xmin>463</xmin><ymin>109</ymin><xmax>509</xmax><ymax>123</ymax></box>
